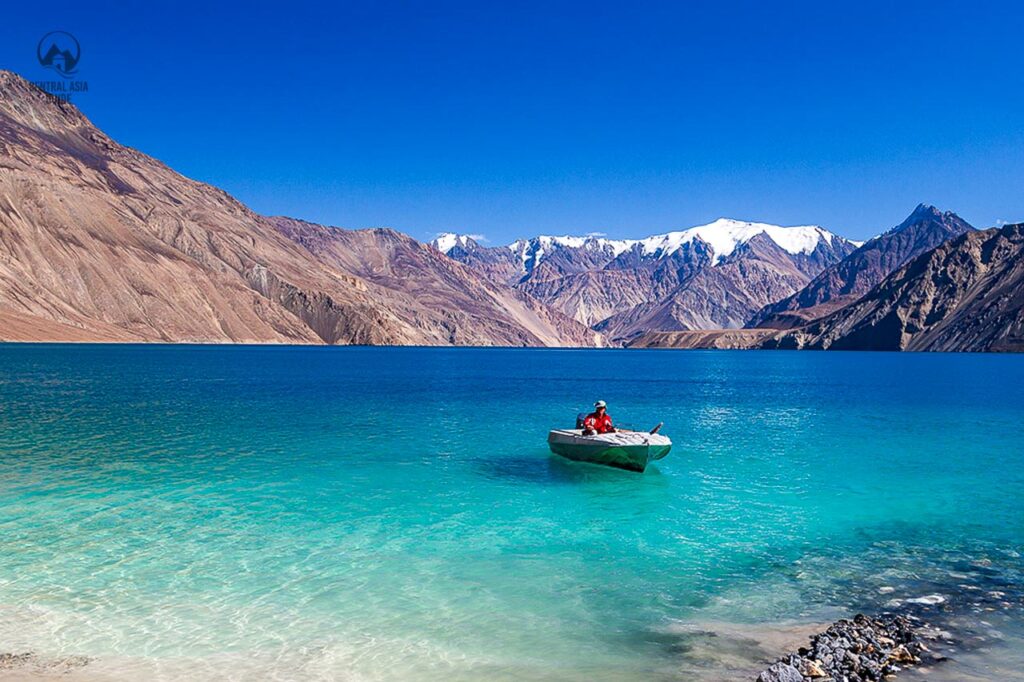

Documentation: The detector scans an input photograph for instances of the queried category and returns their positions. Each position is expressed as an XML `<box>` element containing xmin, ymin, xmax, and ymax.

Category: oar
<box><xmin>649</xmin><ymin>422</ymin><xmax>663</xmax><ymax>434</ymax></box>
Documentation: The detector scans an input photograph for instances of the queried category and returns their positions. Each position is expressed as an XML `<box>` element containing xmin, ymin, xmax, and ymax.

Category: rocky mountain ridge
<box><xmin>433</xmin><ymin>221</ymin><xmax>859</xmax><ymax>334</ymax></box>
<box><xmin>766</xmin><ymin>223</ymin><xmax>1024</xmax><ymax>352</ymax></box>
<box><xmin>749</xmin><ymin>204</ymin><xmax>975</xmax><ymax>329</ymax></box>
<box><xmin>432</xmin><ymin>220</ymin><xmax>855</xmax><ymax>281</ymax></box>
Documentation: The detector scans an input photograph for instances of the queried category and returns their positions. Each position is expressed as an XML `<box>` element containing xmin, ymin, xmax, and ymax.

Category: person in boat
<box><xmin>582</xmin><ymin>400</ymin><xmax>616</xmax><ymax>435</ymax></box>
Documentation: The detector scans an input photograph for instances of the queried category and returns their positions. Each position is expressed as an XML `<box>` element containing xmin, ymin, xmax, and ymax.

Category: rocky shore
<box><xmin>757</xmin><ymin>613</ymin><xmax>952</xmax><ymax>681</ymax></box>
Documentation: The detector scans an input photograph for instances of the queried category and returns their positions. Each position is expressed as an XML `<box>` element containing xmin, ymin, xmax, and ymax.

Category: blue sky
<box><xmin>2</xmin><ymin>0</ymin><xmax>1022</xmax><ymax>243</ymax></box>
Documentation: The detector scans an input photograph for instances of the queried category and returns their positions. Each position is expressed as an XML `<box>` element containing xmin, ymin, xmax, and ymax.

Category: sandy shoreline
<box><xmin>2</xmin><ymin>607</ymin><xmax>1022</xmax><ymax>682</ymax></box>
<box><xmin>0</xmin><ymin>609</ymin><xmax>827</xmax><ymax>681</ymax></box>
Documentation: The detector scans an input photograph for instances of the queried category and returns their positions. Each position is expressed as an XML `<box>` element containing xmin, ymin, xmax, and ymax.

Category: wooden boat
<box><xmin>547</xmin><ymin>429</ymin><xmax>671</xmax><ymax>472</ymax></box>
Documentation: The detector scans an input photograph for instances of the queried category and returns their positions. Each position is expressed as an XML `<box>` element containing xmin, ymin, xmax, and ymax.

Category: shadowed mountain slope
<box><xmin>749</xmin><ymin>205</ymin><xmax>974</xmax><ymax>329</ymax></box>
<box><xmin>766</xmin><ymin>223</ymin><xmax>1024</xmax><ymax>352</ymax></box>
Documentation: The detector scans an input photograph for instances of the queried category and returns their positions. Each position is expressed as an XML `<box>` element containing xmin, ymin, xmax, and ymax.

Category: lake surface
<box><xmin>0</xmin><ymin>345</ymin><xmax>1022</xmax><ymax>681</ymax></box>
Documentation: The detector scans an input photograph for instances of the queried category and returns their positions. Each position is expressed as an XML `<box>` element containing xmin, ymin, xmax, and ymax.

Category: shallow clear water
<box><xmin>0</xmin><ymin>345</ymin><xmax>1022</xmax><ymax>680</ymax></box>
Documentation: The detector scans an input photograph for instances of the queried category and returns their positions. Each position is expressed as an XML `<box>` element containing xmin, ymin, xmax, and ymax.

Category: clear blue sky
<box><xmin>3</xmin><ymin>0</ymin><xmax>1022</xmax><ymax>243</ymax></box>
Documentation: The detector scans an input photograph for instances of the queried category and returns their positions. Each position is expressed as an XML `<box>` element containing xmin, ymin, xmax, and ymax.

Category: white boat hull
<box><xmin>547</xmin><ymin>429</ymin><xmax>671</xmax><ymax>472</ymax></box>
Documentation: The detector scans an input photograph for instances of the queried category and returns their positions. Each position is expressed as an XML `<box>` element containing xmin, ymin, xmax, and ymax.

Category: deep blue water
<box><xmin>0</xmin><ymin>345</ymin><xmax>1022</xmax><ymax>680</ymax></box>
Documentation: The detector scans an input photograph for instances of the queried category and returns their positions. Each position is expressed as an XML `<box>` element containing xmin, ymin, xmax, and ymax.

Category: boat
<box><xmin>547</xmin><ymin>428</ymin><xmax>672</xmax><ymax>472</ymax></box>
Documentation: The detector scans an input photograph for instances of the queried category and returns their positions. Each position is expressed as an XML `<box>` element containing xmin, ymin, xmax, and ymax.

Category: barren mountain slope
<box><xmin>273</xmin><ymin>218</ymin><xmax>600</xmax><ymax>347</ymax></box>
<box><xmin>0</xmin><ymin>71</ymin><xmax>596</xmax><ymax>347</ymax></box>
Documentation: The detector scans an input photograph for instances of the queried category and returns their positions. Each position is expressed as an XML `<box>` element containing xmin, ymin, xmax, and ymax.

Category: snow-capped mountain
<box><xmin>432</xmin><ymin>232</ymin><xmax>629</xmax><ymax>276</ymax></box>
<box><xmin>434</xmin><ymin>219</ymin><xmax>854</xmax><ymax>274</ymax></box>
<box><xmin>431</xmin><ymin>219</ymin><xmax>860</xmax><ymax>335</ymax></box>
<box><xmin>432</xmin><ymin>233</ymin><xmax>477</xmax><ymax>254</ymax></box>
<box><xmin>507</xmin><ymin>235</ymin><xmax>634</xmax><ymax>272</ymax></box>
<box><xmin>630</xmin><ymin>219</ymin><xmax>844</xmax><ymax>262</ymax></box>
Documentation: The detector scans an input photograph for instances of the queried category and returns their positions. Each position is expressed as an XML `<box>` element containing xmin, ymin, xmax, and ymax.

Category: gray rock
<box><xmin>756</xmin><ymin>662</ymin><xmax>804</xmax><ymax>682</ymax></box>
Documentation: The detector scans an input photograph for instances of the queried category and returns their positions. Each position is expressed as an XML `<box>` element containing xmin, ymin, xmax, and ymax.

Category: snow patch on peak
<box><xmin>594</xmin><ymin>237</ymin><xmax>638</xmax><ymax>257</ymax></box>
<box><xmin>507</xmin><ymin>234</ymin><xmax>636</xmax><ymax>268</ymax></box>
<box><xmin>638</xmin><ymin>219</ymin><xmax>835</xmax><ymax>264</ymax></box>
<box><xmin>432</xmin><ymin>233</ymin><xmax>478</xmax><ymax>254</ymax></box>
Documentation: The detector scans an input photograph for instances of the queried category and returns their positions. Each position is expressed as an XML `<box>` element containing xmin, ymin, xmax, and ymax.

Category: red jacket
<box><xmin>584</xmin><ymin>411</ymin><xmax>615</xmax><ymax>434</ymax></box>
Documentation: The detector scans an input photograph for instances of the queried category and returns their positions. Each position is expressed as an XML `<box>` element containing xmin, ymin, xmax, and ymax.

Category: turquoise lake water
<box><xmin>1</xmin><ymin>345</ymin><xmax>1022</xmax><ymax>681</ymax></box>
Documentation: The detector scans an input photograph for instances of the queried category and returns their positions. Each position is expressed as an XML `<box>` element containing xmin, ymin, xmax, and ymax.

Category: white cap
<box><xmin>594</xmin><ymin>400</ymin><xmax>607</xmax><ymax>408</ymax></box>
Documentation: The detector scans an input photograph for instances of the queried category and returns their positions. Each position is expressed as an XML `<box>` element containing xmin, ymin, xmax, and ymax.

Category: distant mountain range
<box><xmin>0</xmin><ymin>69</ymin><xmax>1020</xmax><ymax>352</ymax></box>
<box><xmin>432</xmin><ymin>221</ymin><xmax>859</xmax><ymax>340</ymax></box>
<box><xmin>433</xmin><ymin>206</ymin><xmax>1023</xmax><ymax>352</ymax></box>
